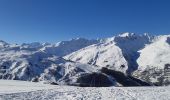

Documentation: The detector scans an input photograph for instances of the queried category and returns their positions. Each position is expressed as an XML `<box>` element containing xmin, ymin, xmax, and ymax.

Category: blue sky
<box><xmin>0</xmin><ymin>0</ymin><xmax>170</xmax><ymax>43</ymax></box>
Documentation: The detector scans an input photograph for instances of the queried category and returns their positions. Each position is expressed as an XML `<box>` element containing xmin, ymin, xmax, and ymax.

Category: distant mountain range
<box><xmin>0</xmin><ymin>32</ymin><xmax>170</xmax><ymax>86</ymax></box>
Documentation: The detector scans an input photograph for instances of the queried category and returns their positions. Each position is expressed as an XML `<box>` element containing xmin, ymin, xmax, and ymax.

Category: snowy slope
<box><xmin>137</xmin><ymin>35</ymin><xmax>170</xmax><ymax>70</ymax></box>
<box><xmin>0</xmin><ymin>80</ymin><xmax>170</xmax><ymax>100</ymax></box>
<box><xmin>65</xmin><ymin>41</ymin><xmax>128</xmax><ymax>73</ymax></box>
<box><xmin>65</xmin><ymin>33</ymin><xmax>152</xmax><ymax>73</ymax></box>
<box><xmin>65</xmin><ymin>42</ymin><xmax>128</xmax><ymax>73</ymax></box>
<box><xmin>64</xmin><ymin>33</ymin><xmax>170</xmax><ymax>85</ymax></box>
<box><xmin>0</xmin><ymin>80</ymin><xmax>57</xmax><ymax>94</ymax></box>
<box><xmin>40</xmin><ymin>38</ymin><xmax>98</xmax><ymax>56</ymax></box>
<box><xmin>133</xmin><ymin>35</ymin><xmax>170</xmax><ymax>85</ymax></box>
<box><xmin>0</xmin><ymin>33</ymin><xmax>170</xmax><ymax>86</ymax></box>
<box><xmin>0</xmin><ymin>38</ymin><xmax>99</xmax><ymax>84</ymax></box>
<box><xmin>0</xmin><ymin>54</ymin><xmax>98</xmax><ymax>84</ymax></box>
<box><xmin>114</xmin><ymin>33</ymin><xmax>152</xmax><ymax>73</ymax></box>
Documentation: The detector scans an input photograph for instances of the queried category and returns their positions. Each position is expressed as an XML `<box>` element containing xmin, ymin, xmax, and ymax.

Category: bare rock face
<box><xmin>75</xmin><ymin>72</ymin><xmax>116</xmax><ymax>87</ymax></box>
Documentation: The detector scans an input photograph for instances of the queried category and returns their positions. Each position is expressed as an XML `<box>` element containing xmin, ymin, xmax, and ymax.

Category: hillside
<box><xmin>0</xmin><ymin>33</ymin><xmax>170</xmax><ymax>86</ymax></box>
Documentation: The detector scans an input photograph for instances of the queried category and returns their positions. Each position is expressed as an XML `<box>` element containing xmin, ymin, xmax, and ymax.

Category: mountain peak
<box><xmin>0</xmin><ymin>40</ymin><xmax>9</xmax><ymax>47</ymax></box>
<box><xmin>118</xmin><ymin>32</ymin><xmax>136</xmax><ymax>37</ymax></box>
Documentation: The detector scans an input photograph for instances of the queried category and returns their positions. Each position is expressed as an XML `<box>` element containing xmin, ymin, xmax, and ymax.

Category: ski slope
<box><xmin>0</xmin><ymin>80</ymin><xmax>170</xmax><ymax>100</ymax></box>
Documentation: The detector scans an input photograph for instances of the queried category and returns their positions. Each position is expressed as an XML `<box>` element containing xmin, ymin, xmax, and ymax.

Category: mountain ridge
<box><xmin>0</xmin><ymin>32</ymin><xmax>170</xmax><ymax>86</ymax></box>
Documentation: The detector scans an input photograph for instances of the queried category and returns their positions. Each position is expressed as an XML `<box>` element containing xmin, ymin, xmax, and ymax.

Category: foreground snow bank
<box><xmin>0</xmin><ymin>80</ymin><xmax>170</xmax><ymax>100</ymax></box>
<box><xmin>0</xmin><ymin>80</ymin><xmax>57</xmax><ymax>94</ymax></box>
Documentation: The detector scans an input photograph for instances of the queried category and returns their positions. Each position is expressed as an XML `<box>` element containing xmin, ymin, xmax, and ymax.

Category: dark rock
<box><xmin>76</xmin><ymin>72</ymin><xmax>115</xmax><ymax>87</ymax></box>
<box><xmin>101</xmin><ymin>67</ymin><xmax>152</xmax><ymax>86</ymax></box>
<box><xmin>50</xmin><ymin>82</ymin><xmax>58</xmax><ymax>85</ymax></box>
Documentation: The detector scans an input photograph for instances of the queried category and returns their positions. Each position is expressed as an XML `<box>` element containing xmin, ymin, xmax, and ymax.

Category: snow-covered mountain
<box><xmin>65</xmin><ymin>33</ymin><xmax>153</xmax><ymax>73</ymax></box>
<box><xmin>65</xmin><ymin>33</ymin><xmax>170</xmax><ymax>85</ymax></box>
<box><xmin>65</xmin><ymin>40</ymin><xmax>128</xmax><ymax>73</ymax></box>
<box><xmin>40</xmin><ymin>38</ymin><xmax>98</xmax><ymax>56</ymax></box>
<box><xmin>0</xmin><ymin>38</ymin><xmax>99</xmax><ymax>84</ymax></box>
<box><xmin>133</xmin><ymin>35</ymin><xmax>170</xmax><ymax>85</ymax></box>
<box><xmin>137</xmin><ymin>35</ymin><xmax>170</xmax><ymax>70</ymax></box>
<box><xmin>0</xmin><ymin>33</ymin><xmax>170</xmax><ymax>86</ymax></box>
